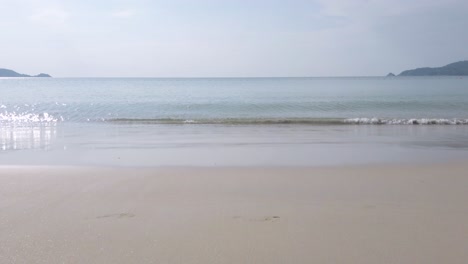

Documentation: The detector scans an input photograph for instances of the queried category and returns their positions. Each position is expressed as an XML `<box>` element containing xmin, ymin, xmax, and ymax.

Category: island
<box><xmin>0</xmin><ymin>68</ymin><xmax>51</xmax><ymax>77</ymax></box>
<box><xmin>398</xmin><ymin>60</ymin><xmax>468</xmax><ymax>76</ymax></box>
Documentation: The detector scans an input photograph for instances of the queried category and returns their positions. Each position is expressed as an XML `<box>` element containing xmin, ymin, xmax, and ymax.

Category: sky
<box><xmin>1</xmin><ymin>0</ymin><xmax>468</xmax><ymax>77</ymax></box>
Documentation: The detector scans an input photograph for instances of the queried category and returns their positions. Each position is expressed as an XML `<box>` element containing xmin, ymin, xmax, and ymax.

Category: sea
<box><xmin>1</xmin><ymin>76</ymin><xmax>468</xmax><ymax>166</ymax></box>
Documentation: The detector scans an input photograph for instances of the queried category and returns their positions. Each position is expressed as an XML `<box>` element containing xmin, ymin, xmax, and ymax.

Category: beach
<box><xmin>3</xmin><ymin>0</ymin><xmax>468</xmax><ymax>262</ymax></box>
<box><xmin>1</xmin><ymin>78</ymin><xmax>468</xmax><ymax>263</ymax></box>
<box><xmin>1</xmin><ymin>163</ymin><xmax>467</xmax><ymax>264</ymax></box>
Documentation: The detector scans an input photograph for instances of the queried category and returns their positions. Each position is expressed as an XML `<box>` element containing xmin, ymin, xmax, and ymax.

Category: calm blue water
<box><xmin>1</xmin><ymin>77</ymin><xmax>468</xmax><ymax>124</ymax></box>
<box><xmin>1</xmin><ymin>77</ymin><xmax>468</xmax><ymax>166</ymax></box>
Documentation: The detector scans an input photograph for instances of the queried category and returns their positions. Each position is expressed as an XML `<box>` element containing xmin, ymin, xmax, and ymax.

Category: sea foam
<box><xmin>0</xmin><ymin>112</ymin><xmax>58</xmax><ymax>123</ymax></box>
<box><xmin>345</xmin><ymin>118</ymin><xmax>468</xmax><ymax>125</ymax></box>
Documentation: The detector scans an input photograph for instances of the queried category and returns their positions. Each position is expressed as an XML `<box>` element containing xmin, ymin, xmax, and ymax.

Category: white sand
<box><xmin>0</xmin><ymin>164</ymin><xmax>467</xmax><ymax>263</ymax></box>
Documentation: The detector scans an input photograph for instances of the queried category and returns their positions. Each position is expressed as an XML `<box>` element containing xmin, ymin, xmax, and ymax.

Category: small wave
<box><xmin>107</xmin><ymin>117</ymin><xmax>468</xmax><ymax>125</ymax></box>
<box><xmin>0</xmin><ymin>112</ymin><xmax>59</xmax><ymax>123</ymax></box>
<box><xmin>2</xmin><ymin>115</ymin><xmax>466</xmax><ymax>125</ymax></box>
<box><xmin>344</xmin><ymin>118</ymin><xmax>468</xmax><ymax>125</ymax></box>
<box><xmin>107</xmin><ymin>118</ymin><xmax>345</xmax><ymax>125</ymax></box>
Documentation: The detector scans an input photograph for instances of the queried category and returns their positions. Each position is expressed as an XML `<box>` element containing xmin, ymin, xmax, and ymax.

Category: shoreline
<box><xmin>3</xmin><ymin>122</ymin><xmax>468</xmax><ymax>168</ymax></box>
<box><xmin>1</xmin><ymin>163</ymin><xmax>467</xmax><ymax>263</ymax></box>
<box><xmin>1</xmin><ymin>158</ymin><xmax>468</xmax><ymax>170</ymax></box>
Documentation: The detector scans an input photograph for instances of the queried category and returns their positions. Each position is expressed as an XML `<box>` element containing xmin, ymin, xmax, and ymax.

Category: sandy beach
<box><xmin>0</xmin><ymin>164</ymin><xmax>467</xmax><ymax>264</ymax></box>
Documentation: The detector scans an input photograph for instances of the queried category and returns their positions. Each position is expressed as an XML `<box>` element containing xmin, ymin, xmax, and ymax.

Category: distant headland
<box><xmin>0</xmin><ymin>68</ymin><xmax>51</xmax><ymax>77</ymax></box>
<box><xmin>388</xmin><ymin>61</ymin><xmax>468</xmax><ymax>76</ymax></box>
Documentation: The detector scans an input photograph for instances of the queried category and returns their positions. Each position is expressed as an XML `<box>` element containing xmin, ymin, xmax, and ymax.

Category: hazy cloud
<box><xmin>30</xmin><ymin>8</ymin><xmax>69</xmax><ymax>25</ymax></box>
<box><xmin>1</xmin><ymin>0</ymin><xmax>467</xmax><ymax>77</ymax></box>
<box><xmin>112</xmin><ymin>9</ymin><xmax>136</xmax><ymax>18</ymax></box>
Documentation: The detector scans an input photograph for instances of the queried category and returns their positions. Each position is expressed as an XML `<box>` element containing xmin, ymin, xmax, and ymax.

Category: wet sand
<box><xmin>0</xmin><ymin>164</ymin><xmax>467</xmax><ymax>263</ymax></box>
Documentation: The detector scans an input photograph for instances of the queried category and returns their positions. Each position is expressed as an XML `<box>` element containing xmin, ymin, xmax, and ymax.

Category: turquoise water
<box><xmin>1</xmin><ymin>77</ymin><xmax>468</xmax><ymax>166</ymax></box>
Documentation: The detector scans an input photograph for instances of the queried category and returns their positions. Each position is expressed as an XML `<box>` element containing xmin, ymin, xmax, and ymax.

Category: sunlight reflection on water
<box><xmin>0</xmin><ymin>124</ymin><xmax>57</xmax><ymax>151</ymax></box>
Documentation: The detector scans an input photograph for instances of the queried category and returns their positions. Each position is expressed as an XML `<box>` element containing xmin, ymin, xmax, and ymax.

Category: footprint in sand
<box><xmin>96</xmin><ymin>213</ymin><xmax>135</xmax><ymax>219</ymax></box>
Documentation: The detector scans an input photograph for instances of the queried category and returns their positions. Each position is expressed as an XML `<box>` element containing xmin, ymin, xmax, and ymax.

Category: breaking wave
<box><xmin>344</xmin><ymin>118</ymin><xmax>468</xmax><ymax>125</ymax></box>
<box><xmin>0</xmin><ymin>112</ymin><xmax>59</xmax><ymax>123</ymax></box>
<box><xmin>2</xmin><ymin>112</ymin><xmax>467</xmax><ymax>125</ymax></box>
